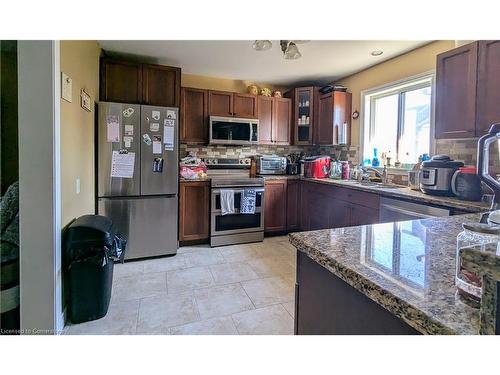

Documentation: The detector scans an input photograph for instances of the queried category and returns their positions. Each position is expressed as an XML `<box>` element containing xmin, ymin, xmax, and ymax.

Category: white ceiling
<box><xmin>98</xmin><ymin>40</ymin><xmax>430</xmax><ymax>87</ymax></box>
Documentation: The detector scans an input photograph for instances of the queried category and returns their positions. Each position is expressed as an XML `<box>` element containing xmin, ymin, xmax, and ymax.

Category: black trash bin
<box><xmin>63</xmin><ymin>215</ymin><xmax>126</xmax><ymax>324</ymax></box>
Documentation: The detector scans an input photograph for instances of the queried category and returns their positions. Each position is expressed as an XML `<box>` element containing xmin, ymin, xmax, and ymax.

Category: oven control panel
<box><xmin>204</xmin><ymin>158</ymin><xmax>251</xmax><ymax>168</ymax></box>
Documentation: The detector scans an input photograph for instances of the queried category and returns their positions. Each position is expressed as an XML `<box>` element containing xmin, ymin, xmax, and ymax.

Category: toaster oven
<box><xmin>256</xmin><ymin>156</ymin><xmax>287</xmax><ymax>175</ymax></box>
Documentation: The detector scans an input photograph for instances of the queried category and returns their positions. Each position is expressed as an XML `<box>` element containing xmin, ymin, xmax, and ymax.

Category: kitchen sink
<box><xmin>368</xmin><ymin>183</ymin><xmax>402</xmax><ymax>189</ymax></box>
<box><xmin>338</xmin><ymin>180</ymin><xmax>403</xmax><ymax>189</ymax></box>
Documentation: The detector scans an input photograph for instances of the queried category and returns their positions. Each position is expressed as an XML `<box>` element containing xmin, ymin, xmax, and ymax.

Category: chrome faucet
<box><xmin>360</xmin><ymin>165</ymin><xmax>388</xmax><ymax>184</ymax></box>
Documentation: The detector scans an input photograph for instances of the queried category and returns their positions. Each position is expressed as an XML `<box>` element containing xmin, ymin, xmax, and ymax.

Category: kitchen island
<box><xmin>289</xmin><ymin>213</ymin><xmax>485</xmax><ymax>335</ymax></box>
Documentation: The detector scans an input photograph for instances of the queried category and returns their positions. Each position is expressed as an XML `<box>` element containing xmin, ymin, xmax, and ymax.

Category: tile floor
<box><xmin>64</xmin><ymin>235</ymin><xmax>296</xmax><ymax>335</ymax></box>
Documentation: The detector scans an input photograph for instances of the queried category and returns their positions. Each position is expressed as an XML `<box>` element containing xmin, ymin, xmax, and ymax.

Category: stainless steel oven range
<box><xmin>205</xmin><ymin>158</ymin><xmax>265</xmax><ymax>247</ymax></box>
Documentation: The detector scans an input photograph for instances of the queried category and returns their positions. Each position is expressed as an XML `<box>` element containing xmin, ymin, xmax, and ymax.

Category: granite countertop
<box><xmin>179</xmin><ymin>177</ymin><xmax>211</xmax><ymax>183</ymax></box>
<box><xmin>289</xmin><ymin>213</ymin><xmax>485</xmax><ymax>335</ymax></box>
<box><xmin>180</xmin><ymin>174</ymin><xmax>489</xmax><ymax>213</ymax></box>
<box><xmin>303</xmin><ymin>178</ymin><xmax>489</xmax><ymax>213</ymax></box>
<box><xmin>259</xmin><ymin>174</ymin><xmax>301</xmax><ymax>180</ymax></box>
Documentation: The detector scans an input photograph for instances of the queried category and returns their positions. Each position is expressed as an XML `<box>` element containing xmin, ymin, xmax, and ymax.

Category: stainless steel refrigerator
<box><xmin>96</xmin><ymin>102</ymin><xmax>178</xmax><ymax>260</ymax></box>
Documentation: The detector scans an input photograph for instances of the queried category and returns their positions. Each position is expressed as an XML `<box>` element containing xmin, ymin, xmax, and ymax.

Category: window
<box><xmin>362</xmin><ymin>74</ymin><xmax>434</xmax><ymax>167</ymax></box>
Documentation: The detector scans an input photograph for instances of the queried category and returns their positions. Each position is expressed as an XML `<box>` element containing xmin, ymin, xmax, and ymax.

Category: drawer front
<box><xmin>334</xmin><ymin>186</ymin><xmax>379</xmax><ymax>209</ymax></box>
<box><xmin>303</xmin><ymin>181</ymin><xmax>379</xmax><ymax>210</ymax></box>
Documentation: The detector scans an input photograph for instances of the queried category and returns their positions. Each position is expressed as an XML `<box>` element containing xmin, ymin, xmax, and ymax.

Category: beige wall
<box><xmin>60</xmin><ymin>41</ymin><xmax>101</xmax><ymax>226</ymax></box>
<box><xmin>338</xmin><ymin>41</ymin><xmax>456</xmax><ymax>146</ymax></box>
<box><xmin>182</xmin><ymin>73</ymin><xmax>282</xmax><ymax>93</ymax></box>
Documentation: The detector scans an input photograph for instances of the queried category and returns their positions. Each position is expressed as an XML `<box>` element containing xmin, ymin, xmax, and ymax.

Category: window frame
<box><xmin>360</xmin><ymin>71</ymin><xmax>436</xmax><ymax>171</ymax></box>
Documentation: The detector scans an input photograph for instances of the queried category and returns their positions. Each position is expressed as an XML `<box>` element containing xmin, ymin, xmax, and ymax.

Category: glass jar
<box><xmin>329</xmin><ymin>161</ymin><xmax>342</xmax><ymax>179</ymax></box>
<box><xmin>455</xmin><ymin>223</ymin><xmax>500</xmax><ymax>305</ymax></box>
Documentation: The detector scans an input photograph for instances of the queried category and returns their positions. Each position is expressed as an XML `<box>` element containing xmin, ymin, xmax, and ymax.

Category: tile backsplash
<box><xmin>180</xmin><ymin>143</ymin><xmax>359</xmax><ymax>164</ymax></box>
<box><xmin>435</xmin><ymin>138</ymin><xmax>500</xmax><ymax>175</ymax></box>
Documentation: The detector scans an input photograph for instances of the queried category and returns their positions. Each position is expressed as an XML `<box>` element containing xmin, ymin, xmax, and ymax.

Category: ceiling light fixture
<box><xmin>252</xmin><ymin>40</ymin><xmax>272</xmax><ymax>51</ymax></box>
<box><xmin>281</xmin><ymin>40</ymin><xmax>302</xmax><ymax>60</ymax></box>
<box><xmin>253</xmin><ymin>40</ymin><xmax>304</xmax><ymax>60</ymax></box>
<box><xmin>371</xmin><ymin>50</ymin><xmax>383</xmax><ymax>56</ymax></box>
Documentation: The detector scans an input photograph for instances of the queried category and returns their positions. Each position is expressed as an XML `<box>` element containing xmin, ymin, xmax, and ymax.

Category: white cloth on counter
<box><xmin>240</xmin><ymin>189</ymin><xmax>256</xmax><ymax>214</ymax></box>
<box><xmin>220</xmin><ymin>189</ymin><xmax>235</xmax><ymax>216</ymax></box>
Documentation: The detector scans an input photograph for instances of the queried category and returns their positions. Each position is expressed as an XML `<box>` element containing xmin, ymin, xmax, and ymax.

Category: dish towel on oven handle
<box><xmin>220</xmin><ymin>189</ymin><xmax>235</xmax><ymax>216</ymax></box>
<box><xmin>240</xmin><ymin>189</ymin><xmax>256</xmax><ymax>214</ymax></box>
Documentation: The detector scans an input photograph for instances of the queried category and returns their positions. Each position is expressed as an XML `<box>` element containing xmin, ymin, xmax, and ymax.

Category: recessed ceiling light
<box><xmin>371</xmin><ymin>50</ymin><xmax>383</xmax><ymax>56</ymax></box>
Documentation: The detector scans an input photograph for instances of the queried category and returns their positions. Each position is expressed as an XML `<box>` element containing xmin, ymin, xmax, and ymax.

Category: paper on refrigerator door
<box><xmin>124</xmin><ymin>124</ymin><xmax>134</xmax><ymax>136</ymax></box>
<box><xmin>163</xmin><ymin>118</ymin><xmax>175</xmax><ymax>151</ymax></box>
<box><xmin>106</xmin><ymin>115</ymin><xmax>120</xmax><ymax>142</ymax></box>
<box><xmin>123</xmin><ymin>136</ymin><xmax>133</xmax><ymax>148</ymax></box>
<box><xmin>152</xmin><ymin>136</ymin><xmax>162</xmax><ymax>154</ymax></box>
<box><xmin>111</xmin><ymin>151</ymin><xmax>135</xmax><ymax>178</ymax></box>
<box><xmin>166</xmin><ymin>109</ymin><xmax>176</xmax><ymax>119</ymax></box>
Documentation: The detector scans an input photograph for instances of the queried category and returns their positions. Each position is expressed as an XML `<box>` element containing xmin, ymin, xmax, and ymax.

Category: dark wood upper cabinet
<box><xmin>476</xmin><ymin>40</ymin><xmax>500</xmax><ymax>135</ymax></box>
<box><xmin>100</xmin><ymin>58</ymin><xmax>143</xmax><ymax>103</ymax></box>
<box><xmin>208</xmin><ymin>90</ymin><xmax>233</xmax><ymax>117</ymax></box>
<box><xmin>100</xmin><ymin>57</ymin><xmax>181</xmax><ymax>107</ymax></box>
<box><xmin>287</xmin><ymin>87</ymin><xmax>316</xmax><ymax>145</ymax></box>
<box><xmin>233</xmin><ymin>93</ymin><xmax>258</xmax><ymax>118</ymax></box>
<box><xmin>286</xmin><ymin>179</ymin><xmax>301</xmax><ymax>232</ymax></box>
<box><xmin>179</xmin><ymin>181</ymin><xmax>210</xmax><ymax>242</ymax></box>
<box><xmin>316</xmin><ymin>91</ymin><xmax>351</xmax><ymax>145</ymax></box>
<box><xmin>258</xmin><ymin>96</ymin><xmax>291</xmax><ymax>145</ymax></box>
<box><xmin>435</xmin><ymin>42</ymin><xmax>478</xmax><ymax>139</ymax></box>
<box><xmin>180</xmin><ymin>87</ymin><xmax>208</xmax><ymax>143</ymax></box>
<box><xmin>264</xmin><ymin>179</ymin><xmax>287</xmax><ymax>233</ymax></box>
<box><xmin>208</xmin><ymin>91</ymin><xmax>258</xmax><ymax>118</ymax></box>
<box><xmin>435</xmin><ymin>40</ymin><xmax>500</xmax><ymax>139</ymax></box>
<box><xmin>317</xmin><ymin>92</ymin><xmax>334</xmax><ymax>144</ymax></box>
<box><xmin>274</xmin><ymin>98</ymin><xmax>292</xmax><ymax>144</ymax></box>
<box><xmin>142</xmin><ymin>64</ymin><xmax>181</xmax><ymax>107</ymax></box>
<box><xmin>258</xmin><ymin>95</ymin><xmax>274</xmax><ymax>144</ymax></box>
<box><xmin>286</xmin><ymin>86</ymin><xmax>335</xmax><ymax>146</ymax></box>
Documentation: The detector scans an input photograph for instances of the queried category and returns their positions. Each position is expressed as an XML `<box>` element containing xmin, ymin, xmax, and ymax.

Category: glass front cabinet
<box><xmin>286</xmin><ymin>86</ymin><xmax>316</xmax><ymax>145</ymax></box>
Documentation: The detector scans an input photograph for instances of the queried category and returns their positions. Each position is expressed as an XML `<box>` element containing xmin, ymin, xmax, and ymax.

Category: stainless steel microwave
<box><xmin>209</xmin><ymin>116</ymin><xmax>259</xmax><ymax>145</ymax></box>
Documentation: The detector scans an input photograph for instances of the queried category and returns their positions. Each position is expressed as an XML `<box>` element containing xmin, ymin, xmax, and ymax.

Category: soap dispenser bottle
<box><xmin>372</xmin><ymin>148</ymin><xmax>380</xmax><ymax>167</ymax></box>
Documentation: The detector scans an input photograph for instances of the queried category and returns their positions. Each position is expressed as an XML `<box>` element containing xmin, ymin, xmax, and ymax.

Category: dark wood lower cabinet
<box><xmin>299</xmin><ymin>181</ymin><xmax>379</xmax><ymax>231</ymax></box>
<box><xmin>179</xmin><ymin>181</ymin><xmax>210</xmax><ymax>243</ymax></box>
<box><xmin>350</xmin><ymin>204</ymin><xmax>380</xmax><ymax>226</ymax></box>
<box><xmin>264</xmin><ymin>179</ymin><xmax>287</xmax><ymax>233</ymax></box>
<box><xmin>300</xmin><ymin>182</ymin><xmax>335</xmax><ymax>231</ymax></box>
<box><xmin>295</xmin><ymin>251</ymin><xmax>420</xmax><ymax>335</ymax></box>
<box><xmin>330</xmin><ymin>199</ymin><xmax>351</xmax><ymax>228</ymax></box>
<box><xmin>286</xmin><ymin>179</ymin><xmax>301</xmax><ymax>231</ymax></box>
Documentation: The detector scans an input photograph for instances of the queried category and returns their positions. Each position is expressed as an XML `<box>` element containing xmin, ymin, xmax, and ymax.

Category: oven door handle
<box><xmin>212</xmin><ymin>188</ymin><xmax>265</xmax><ymax>194</ymax></box>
